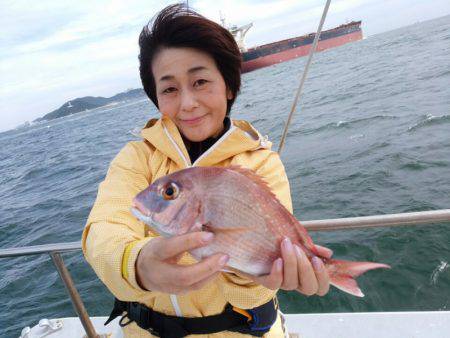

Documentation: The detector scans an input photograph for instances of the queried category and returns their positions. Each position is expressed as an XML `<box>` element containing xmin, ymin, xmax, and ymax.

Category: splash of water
<box><xmin>350</xmin><ymin>133</ymin><xmax>365</xmax><ymax>140</ymax></box>
<box><xmin>129</xmin><ymin>127</ymin><xmax>142</xmax><ymax>138</ymax></box>
<box><xmin>430</xmin><ymin>261</ymin><xmax>449</xmax><ymax>285</ymax></box>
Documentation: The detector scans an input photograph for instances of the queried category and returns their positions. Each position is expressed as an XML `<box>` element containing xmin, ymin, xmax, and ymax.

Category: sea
<box><xmin>1</xmin><ymin>15</ymin><xmax>449</xmax><ymax>337</ymax></box>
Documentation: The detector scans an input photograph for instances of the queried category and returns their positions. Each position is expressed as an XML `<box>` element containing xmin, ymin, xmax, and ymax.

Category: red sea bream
<box><xmin>131</xmin><ymin>166</ymin><xmax>389</xmax><ymax>297</ymax></box>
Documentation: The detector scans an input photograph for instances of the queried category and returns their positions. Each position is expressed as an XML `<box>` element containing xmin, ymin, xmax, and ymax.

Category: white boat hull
<box><xmin>21</xmin><ymin>311</ymin><xmax>450</xmax><ymax>338</ymax></box>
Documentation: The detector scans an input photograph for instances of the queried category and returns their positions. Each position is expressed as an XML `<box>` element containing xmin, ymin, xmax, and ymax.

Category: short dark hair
<box><xmin>139</xmin><ymin>4</ymin><xmax>241</xmax><ymax>115</ymax></box>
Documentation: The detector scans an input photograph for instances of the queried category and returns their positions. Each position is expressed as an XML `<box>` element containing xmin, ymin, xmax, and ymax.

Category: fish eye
<box><xmin>161</xmin><ymin>182</ymin><xmax>179</xmax><ymax>200</ymax></box>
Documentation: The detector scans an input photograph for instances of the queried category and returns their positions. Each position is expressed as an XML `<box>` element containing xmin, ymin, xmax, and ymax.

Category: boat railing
<box><xmin>1</xmin><ymin>209</ymin><xmax>449</xmax><ymax>338</ymax></box>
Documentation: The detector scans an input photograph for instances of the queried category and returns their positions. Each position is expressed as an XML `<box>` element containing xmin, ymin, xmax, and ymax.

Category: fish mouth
<box><xmin>130</xmin><ymin>207</ymin><xmax>173</xmax><ymax>238</ymax></box>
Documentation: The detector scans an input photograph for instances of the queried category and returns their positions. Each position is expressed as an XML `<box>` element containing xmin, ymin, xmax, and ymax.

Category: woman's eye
<box><xmin>162</xmin><ymin>87</ymin><xmax>177</xmax><ymax>94</ymax></box>
<box><xmin>194</xmin><ymin>79</ymin><xmax>208</xmax><ymax>87</ymax></box>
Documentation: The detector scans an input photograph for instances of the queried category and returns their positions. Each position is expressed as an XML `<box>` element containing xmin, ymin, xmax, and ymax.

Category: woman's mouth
<box><xmin>180</xmin><ymin>114</ymin><xmax>206</xmax><ymax>126</ymax></box>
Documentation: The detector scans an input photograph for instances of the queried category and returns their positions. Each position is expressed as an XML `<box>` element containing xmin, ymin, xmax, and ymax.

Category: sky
<box><xmin>1</xmin><ymin>0</ymin><xmax>449</xmax><ymax>132</ymax></box>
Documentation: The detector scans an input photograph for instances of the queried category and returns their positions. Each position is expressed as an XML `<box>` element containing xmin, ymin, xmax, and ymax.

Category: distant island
<box><xmin>34</xmin><ymin>88</ymin><xmax>146</xmax><ymax>122</ymax></box>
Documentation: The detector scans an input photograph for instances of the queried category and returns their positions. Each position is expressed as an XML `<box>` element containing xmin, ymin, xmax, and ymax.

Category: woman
<box><xmin>82</xmin><ymin>4</ymin><xmax>331</xmax><ymax>337</ymax></box>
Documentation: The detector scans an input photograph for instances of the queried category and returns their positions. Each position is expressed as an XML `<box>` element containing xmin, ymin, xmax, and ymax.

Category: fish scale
<box><xmin>132</xmin><ymin>166</ymin><xmax>390</xmax><ymax>297</ymax></box>
<box><xmin>205</xmin><ymin>194</ymin><xmax>279</xmax><ymax>273</ymax></box>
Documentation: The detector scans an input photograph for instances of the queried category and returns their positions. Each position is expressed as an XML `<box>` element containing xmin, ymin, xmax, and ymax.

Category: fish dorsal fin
<box><xmin>225</xmin><ymin>165</ymin><xmax>277</xmax><ymax>198</ymax></box>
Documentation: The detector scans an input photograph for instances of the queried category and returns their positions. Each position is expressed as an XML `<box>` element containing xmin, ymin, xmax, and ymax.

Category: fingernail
<box><xmin>201</xmin><ymin>232</ymin><xmax>214</xmax><ymax>243</ymax></box>
<box><xmin>275</xmin><ymin>258</ymin><xmax>283</xmax><ymax>272</ymax></box>
<box><xmin>294</xmin><ymin>245</ymin><xmax>303</xmax><ymax>258</ymax></box>
<box><xmin>312</xmin><ymin>256</ymin><xmax>323</xmax><ymax>270</ymax></box>
<box><xmin>219</xmin><ymin>255</ymin><xmax>229</xmax><ymax>266</ymax></box>
<box><xmin>282</xmin><ymin>237</ymin><xmax>293</xmax><ymax>253</ymax></box>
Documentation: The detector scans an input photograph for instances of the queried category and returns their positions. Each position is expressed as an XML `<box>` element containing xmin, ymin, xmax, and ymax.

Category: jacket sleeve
<box><xmin>82</xmin><ymin>141</ymin><xmax>155</xmax><ymax>301</ymax></box>
<box><xmin>219</xmin><ymin>150</ymin><xmax>293</xmax><ymax>309</ymax></box>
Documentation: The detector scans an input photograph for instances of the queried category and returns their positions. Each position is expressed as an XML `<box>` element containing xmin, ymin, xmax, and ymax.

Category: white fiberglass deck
<box><xmin>22</xmin><ymin>311</ymin><xmax>450</xmax><ymax>338</ymax></box>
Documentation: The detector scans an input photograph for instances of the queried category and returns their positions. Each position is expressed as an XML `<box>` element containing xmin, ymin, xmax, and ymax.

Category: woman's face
<box><xmin>152</xmin><ymin>47</ymin><xmax>232</xmax><ymax>142</ymax></box>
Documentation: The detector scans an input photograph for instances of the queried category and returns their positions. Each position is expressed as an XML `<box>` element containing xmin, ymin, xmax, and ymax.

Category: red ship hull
<box><xmin>242</xmin><ymin>30</ymin><xmax>362</xmax><ymax>73</ymax></box>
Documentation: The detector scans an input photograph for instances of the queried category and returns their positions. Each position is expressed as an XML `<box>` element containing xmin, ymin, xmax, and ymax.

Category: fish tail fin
<box><xmin>327</xmin><ymin>259</ymin><xmax>390</xmax><ymax>297</ymax></box>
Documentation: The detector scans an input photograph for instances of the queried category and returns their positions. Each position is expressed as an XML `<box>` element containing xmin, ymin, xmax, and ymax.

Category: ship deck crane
<box><xmin>228</xmin><ymin>23</ymin><xmax>253</xmax><ymax>52</ymax></box>
<box><xmin>220</xmin><ymin>12</ymin><xmax>253</xmax><ymax>52</ymax></box>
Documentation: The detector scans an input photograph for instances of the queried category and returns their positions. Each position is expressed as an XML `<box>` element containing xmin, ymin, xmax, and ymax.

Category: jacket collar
<box><xmin>140</xmin><ymin>116</ymin><xmax>271</xmax><ymax>168</ymax></box>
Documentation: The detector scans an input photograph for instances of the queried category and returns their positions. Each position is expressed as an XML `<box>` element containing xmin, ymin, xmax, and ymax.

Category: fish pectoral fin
<box><xmin>203</xmin><ymin>223</ymin><xmax>250</xmax><ymax>234</ymax></box>
<box><xmin>209</xmin><ymin>227</ymin><xmax>250</xmax><ymax>235</ymax></box>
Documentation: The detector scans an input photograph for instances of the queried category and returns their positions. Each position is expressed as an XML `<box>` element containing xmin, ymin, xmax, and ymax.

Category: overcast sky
<box><xmin>1</xmin><ymin>0</ymin><xmax>449</xmax><ymax>132</ymax></box>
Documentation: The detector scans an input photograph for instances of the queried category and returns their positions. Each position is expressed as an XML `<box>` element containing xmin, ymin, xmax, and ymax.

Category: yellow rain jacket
<box><xmin>82</xmin><ymin>116</ymin><xmax>293</xmax><ymax>337</ymax></box>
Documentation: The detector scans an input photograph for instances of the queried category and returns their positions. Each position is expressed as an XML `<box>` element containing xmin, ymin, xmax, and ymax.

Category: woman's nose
<box><xmin>180</xmin><ymin>89</ymin><xmax>199</xmax><ymax>112</ymax></box>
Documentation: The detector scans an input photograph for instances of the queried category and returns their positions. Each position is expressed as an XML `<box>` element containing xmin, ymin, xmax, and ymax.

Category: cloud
<box><xmin>1</xmin><ymin>0</ymin><xmax>450</xmax><ymax>132</ymax></box>
<box><xmin>0</xmin><ymin>0</ymin><xmax>174</xmax><ymax>131</ymax></box>
<box><xmin>192</xmin><ymin>0</ymin><xmax>377</xmax><ymax>46</ymax></box>
<box><xmin>0</xmin><ymin>1</ymin><xmax>84</xmax><ymax>56</ymax></box>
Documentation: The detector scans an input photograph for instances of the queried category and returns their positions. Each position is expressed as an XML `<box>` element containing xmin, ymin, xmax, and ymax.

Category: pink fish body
<box><xmin>132</xmin><ymin>166</ymin><xmax>389</xmax><ymax>297</ymax></box>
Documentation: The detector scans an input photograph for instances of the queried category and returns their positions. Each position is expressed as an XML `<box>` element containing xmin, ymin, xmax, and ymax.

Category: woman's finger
<box><xmin>151</xmin><ymin>231</ymin><xmax>214</xmax><ymax>260</ymax></box>
<box><xmin>136</xmin><ymin>233</ymin><xmax>226</xmax><ymax>293</ymax></box>
<box><xmin>165</xmin><ymin>253</ymin><xmax>229</xmax><ymax>287</ymax></box>
<box><xmin>314</xmin><ymin>244</ymin><xmax>333</xmax><ymax>259</ymax></box>
<box><xmin>280</xmin><ymin>238</ymin><xmax>298</xmax><ymax>290</ymax></box>
<box><xmin>295</xmin><ymin>245</ymin><xmax>318</xmax><ymax>296</ymax></box>
<box><xmin>311</xmin><ymin>257</ymin><xmax>330</xmax><ymax>296</ymax></box>
<box><xmin>139</xmin><ymin>258</ymin><xmax>177</xmax><ymax>292</ymax></box>
<box><xmin>147</xmin><ymin>253</ymin><xmax>227</xmax><ymax>293</ymax></box>
<box><xmin>241</xmin><ymin>258</ymin><xmax>283</xmax><ymax>290</ymax></box>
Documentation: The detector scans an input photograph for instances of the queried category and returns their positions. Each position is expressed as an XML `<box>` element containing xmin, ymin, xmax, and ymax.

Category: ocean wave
<box><xmin>336</xmin><ymin>114</ymin><xmax>397</xmax><ymax>127</ymax></box>
<box><xmin>19</xmin><ymin>163</ymin><xmax>91</xmax><ymax>185</ymax></box>
<box><xmin>417</xmin><ymin>68</ymin><xmax>450</xmax><ymax>81</ymax></box>
<box><xmin>309</xmin><ymin>91</ymin><xmax>360</xmax><ymax>107</ymax></box>
<box><xmin>349</xmin><ymin>133</ymin><xmax>365</xmax><ymax>140</ymax></box>
<box><xmin>407</xmin><ymin>114</ymin><xmax>450</xmax><ymax>131</ymax></box>
<box><xmin>297</xmin><ymin>115</ymin><xmax>397</xmax><ymax>135</ymax></box>
<box><xmin>430</xmin><ymin>261</ymin><xmax>449</xmax><ymax>286</ymax></box>
<box><xmin>29</xmin><ymin>197</ymin><xmax>67</xmax><ymax>210</ymax></box>
<box><xmin>20</xmin><ymin>166</ymin><xmax>47</xmax><ymax>181</ymax></box>
<box><xmin>129</xmin><ymin>127</ymin><xmax>142</xmax><ymax>138</ymax></box>
<box><xmin>251</xmin><ymin>117</ymin><xmax>269</xmax><ymax>125</ymax></box>
<box><xmin>398</xmin><ymin>157</ymin><xmax>449</xmax><ymax>171</ymax></box>
<box><xmin>399</xmin><ymin>162</ymin><xmax>428</xmax><ymax>171</ymax></box>
<box><xmin>0</xmin><ymin>123</ymin><xmax>53</xmax><ymax>143</ymax></box>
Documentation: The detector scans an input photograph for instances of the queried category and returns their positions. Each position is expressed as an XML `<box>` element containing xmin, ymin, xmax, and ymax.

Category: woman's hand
<box><xmin>244</xmin><ymin>239</ymin><xmax>332</xmax><ymax>296</ymax></box>
<box><xmin>136</xmin><ymin>232</ymin><xmax>229</xmax><ymax>294</ymax></box>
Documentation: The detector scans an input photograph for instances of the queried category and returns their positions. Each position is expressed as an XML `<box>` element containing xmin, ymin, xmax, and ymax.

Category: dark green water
<box><xmin>1</xmin><ymin>15</ymin><xmax>449</xmax><ymax>337</ymax></box>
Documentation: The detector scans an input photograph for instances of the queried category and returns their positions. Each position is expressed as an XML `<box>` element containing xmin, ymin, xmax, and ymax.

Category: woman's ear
<box><xmin>226</xmin><ymin>88</ymin><xmax>233</xmax><ymax>100</ymax></box>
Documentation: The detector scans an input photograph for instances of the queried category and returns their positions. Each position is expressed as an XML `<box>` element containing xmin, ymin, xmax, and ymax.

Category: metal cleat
<box><xmin>38</xmin><ymin>318</ymin><xmax>63</xmax><ymax>333</ymax></box>
<box><xmin>19</xmin><ymin>319</ymin><xmax>62</xmax><ymax>338</ymax></box>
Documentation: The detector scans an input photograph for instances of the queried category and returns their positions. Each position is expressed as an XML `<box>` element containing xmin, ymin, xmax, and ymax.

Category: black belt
<box><xmin>105</xmin><ymin>297</ymin><xmax>278</xmax><ymax>338</ymax></box>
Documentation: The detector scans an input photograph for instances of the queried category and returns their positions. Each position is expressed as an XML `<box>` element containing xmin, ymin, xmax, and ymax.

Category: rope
<box><xmin>278</xmin><ymin>0</ymin><xmax>332</xmax><ymax>154</ymax></box>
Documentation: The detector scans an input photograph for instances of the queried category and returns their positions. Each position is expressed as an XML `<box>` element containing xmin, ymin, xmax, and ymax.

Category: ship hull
<box><xmin>242</xmin><ymin>24</ymin><xmax>362</xmax><ymax>73</ymax></box>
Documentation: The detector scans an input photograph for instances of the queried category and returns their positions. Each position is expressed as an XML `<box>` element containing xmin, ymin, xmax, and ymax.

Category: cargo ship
<box><xmin>227</xmin><ymin>21</ymin><xmax>363</xmax><ymax>73</ymax></box>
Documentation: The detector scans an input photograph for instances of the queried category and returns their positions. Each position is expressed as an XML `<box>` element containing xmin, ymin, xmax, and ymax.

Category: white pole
<box><xmin>278</xmin><ymin>0</ymin><xmax>332</xmax><ymax>154</ymax></box>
